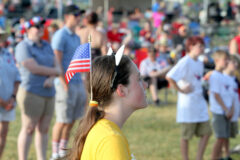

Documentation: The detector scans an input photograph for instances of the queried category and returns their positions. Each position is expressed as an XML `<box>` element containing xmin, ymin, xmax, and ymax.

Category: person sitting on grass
<box><xmin>139</xmin><ymin>46</ymin><xmax>171</xmax><ymax>106</ymax></box>
<box><xmin>166</xmin><ymin>36</ymin><xmax>212</xmax><ymax>160</ymax></box>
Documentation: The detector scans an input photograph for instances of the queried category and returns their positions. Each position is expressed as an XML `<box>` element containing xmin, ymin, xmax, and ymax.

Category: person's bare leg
<box><xmin>61</xmin><ymin>122</ymin><xmax>74</xmax><ymax>140</ymax></box>
<box><xmin>196</xmin><ymin>135</ymin><xmax>210</xmax><ymax>160</ymax></box>
<box><xmin>211</xmin><ymin>138</ymin><xmax>224</xmax><ymax>160</ymax></box>
<box><xmin>51</xmin><ymin>122</ymin><xmax>65</xmax><ymax>157</ymax></box>
<box><xmin>35</xmin><ymin>115</ymin><xmax>53</xmax><ymax>160</ymax></box>
<box><xmin>18</xmin><ymin>114</ymin><xmax>38</xmax><ymax>160</ymax></box>
<box><xmin>222</xmin><ymin>139</ymin><xmax>230</xmax><ymax>158</ymax></box>
<box><xmin>0</xmin><ymin>121</ymin><xmax>9</xmax><ymax>158</ymax></box>
<box><xmin>52</xmin><ymin>122</ymin><xmax>65</xmax><ymax>143</ymax></box>
<box><xmin>149</xmin><ymin>78</ymin><xmax>158</xmax><ymax>102</ymax></box>
<box><xmin>181</xmin><ymin>139</ymin><xmax>189</xmax><ymax>160</ymax></box>
<box><xmin>58</xmin><ymin>122</ymin><xmax>74</xmax><ymax>157</ymax></box>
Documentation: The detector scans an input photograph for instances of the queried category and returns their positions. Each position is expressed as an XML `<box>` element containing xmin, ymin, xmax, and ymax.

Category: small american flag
<box><xmin>65</xmin><ymin>43</ymin><xmax>91</xmax><ymax>84</ymax></box>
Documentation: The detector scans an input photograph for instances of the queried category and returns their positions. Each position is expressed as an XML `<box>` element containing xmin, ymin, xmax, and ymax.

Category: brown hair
<box><xmin>49</xmin><ymin>23</ymin><xmax>59</xmax><ymax>31</ymax></box>
<box><xmin>212</xmin><ymin>50</ymin><xmax>229</xmax><ymax>62</ymax></box>
<box><xmin>229</xmin><ymin>55</ymin><xmax>239</xmax><ymax>63</ymax></box>
<box><xmin>86</xmin><ymin>12</ymin><xmax>98</xmax><ymax>25</ymax></box>
<box><xmin>148</xmin><ymin>46</ymin><xmax>156</xmax><ymax>55</ymax></box>
<box><xmin>185</xmin><ymin>36</ymin><xmax>204</xmax><ymax>52</ymax></box>
<box><xmin>229</xmin><ymin>54</ymin><xmax>240</xmax><ymax>68</ymax></box>
<box><xmin>66</xmin><ymin>55</ymin><xmax>132</xmax><ymax>160</ymax></box>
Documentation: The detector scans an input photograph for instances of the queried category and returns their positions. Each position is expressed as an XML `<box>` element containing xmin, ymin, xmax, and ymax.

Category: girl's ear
<box><xmin>115</xmin><ymin>84</ymin><xmax>127</xmax><ymax>97</ymax></box>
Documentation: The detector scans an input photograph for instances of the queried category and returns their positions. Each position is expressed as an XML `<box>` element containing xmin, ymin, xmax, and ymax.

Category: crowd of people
<box><xmin>0</xmin><ymin>0</ymin><xmax>240</xmax><ymax>160</ymax></box>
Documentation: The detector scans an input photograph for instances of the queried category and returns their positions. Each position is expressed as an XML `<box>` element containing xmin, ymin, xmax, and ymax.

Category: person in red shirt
<box><xmin>107</xmin><ymin>23</ymin><xmax>124</xmax><ymax>44</ymax></box>
<box><xmin>139</xmin><ymin>21</ymin><xmax>154</xmax><ymax>43</ymax></box>
<box><xmin>229</xmin><ymin>24</ymin><xmax>240</xmax><ymax>55</ymax></box>
<box><xmin>229</xmin><ymin>24</ymin><xmax>240</xmax><ymax>101</ymax></box>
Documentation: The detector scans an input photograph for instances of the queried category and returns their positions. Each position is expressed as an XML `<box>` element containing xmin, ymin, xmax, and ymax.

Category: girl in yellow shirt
<box><xmin>66</xmin><ymin>47</ymin><xmax>148</xmax><ymax>160</ymax></box>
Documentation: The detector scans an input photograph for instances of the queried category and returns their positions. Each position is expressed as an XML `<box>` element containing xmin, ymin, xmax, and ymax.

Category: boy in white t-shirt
<box><xmin>166</xmin><ymin>36</ymin><xmax>211</xmax><ymax>160</ymax></box>
<box><xmin>222</xmin><ymin>55</ymin><xmax>239</xmax><ymax>160</ymax></box>
<box><xmin>209</xmin><ymin>51</ymin><xmax>234</xmax><ymax>160</ymax></box>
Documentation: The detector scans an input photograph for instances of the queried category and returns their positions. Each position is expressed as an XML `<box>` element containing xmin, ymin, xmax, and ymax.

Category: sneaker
<box><xmin>50</xmin><ymin>153</ymin><xmax>59</xmax><ymax>160</ymax></box>
<box><xmin>230</xmin><ymin>144</ymin><xmax>240</xmax><ymax>154</ymax></box>
<box><xmin>59</xmin><ymin>149</ymin><xmax>67</xmax><ymax>158</ymax></box>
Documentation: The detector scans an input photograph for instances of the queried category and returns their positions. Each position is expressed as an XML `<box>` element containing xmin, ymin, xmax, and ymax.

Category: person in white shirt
<box><xmin>139</xmin><ymin>47</ymin><xmax>171</xmax><ymax>106</ymax></box>
<box><xmin>166</xmin><ymin>36</ymin><xmax>211</xmax><ymax>160</ymax></box>
<box><xmin>222</xmin><ymin>55</ymin><xmax>239</xmax><ymax>160</ymax></box>
<box><xmin>209</xmin><ymin>51</ymin><xmax>234</xmax><ymax>160</ymax></box>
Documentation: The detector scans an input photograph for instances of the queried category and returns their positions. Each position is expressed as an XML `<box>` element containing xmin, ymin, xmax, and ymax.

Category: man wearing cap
<box><xmin>50</xmin><ymin>4</ymin><xmax>86</xmax><ymax>159</ymax></box>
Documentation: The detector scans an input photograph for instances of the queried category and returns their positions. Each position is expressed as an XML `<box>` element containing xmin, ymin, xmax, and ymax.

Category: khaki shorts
<box><xmin>230</xmin><ymin>122</ymin><xmax>239</xmax><ymax>138</ymax></box>
<box><xmin>181</xmin><ymin>121</ymin><xmax>212</xmax><ymax>140</ymax></box>
<box><xmin>17</xmin><ymin>87</ymin><xmax>54</xmax><ymax>118</ymax></box>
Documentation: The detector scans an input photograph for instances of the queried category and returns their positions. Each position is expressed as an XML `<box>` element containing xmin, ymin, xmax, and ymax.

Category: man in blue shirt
<box><xmin>50</xmin><ymin>5</ymin><xmax>86</xmax><ymax>159</ymax></box>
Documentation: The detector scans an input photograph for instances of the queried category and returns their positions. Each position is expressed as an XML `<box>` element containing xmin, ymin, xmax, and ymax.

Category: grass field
<box><xmin>2</xmin><ymin>91</ymin><xmax>240</xmax><ymax>160</ymax></box>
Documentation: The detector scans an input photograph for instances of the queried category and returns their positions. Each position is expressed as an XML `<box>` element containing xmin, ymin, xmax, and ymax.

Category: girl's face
<box><xmin>124</xmin><ymin>62</ymin><xmax>148</xmax><ymax>110</ymax></box>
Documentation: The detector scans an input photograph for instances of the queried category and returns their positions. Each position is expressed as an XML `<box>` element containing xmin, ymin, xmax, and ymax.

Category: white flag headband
<box><xmin>107</xmin><ymin>45</ymin><xmax>125</xmax><ymax>89</ymax></box>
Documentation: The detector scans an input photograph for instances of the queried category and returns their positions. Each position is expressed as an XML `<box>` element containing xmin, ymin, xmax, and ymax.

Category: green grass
<box><xmin>2</xmin><ymin>91</ymin><xmax>240</xmax><ymax>160</ymax></box>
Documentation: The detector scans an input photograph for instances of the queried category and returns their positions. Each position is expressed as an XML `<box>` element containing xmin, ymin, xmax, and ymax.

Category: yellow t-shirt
<box><xmin>81</xmin><ymin>119</ymin><xmax>132</xmax><ymax>160</ymax></box>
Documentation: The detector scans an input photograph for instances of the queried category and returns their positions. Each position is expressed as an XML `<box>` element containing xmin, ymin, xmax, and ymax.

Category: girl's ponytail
<box><xmin>66</xmin><ymin>105</ymin><xmax>105</xmax><ymax>160</ymax></box>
